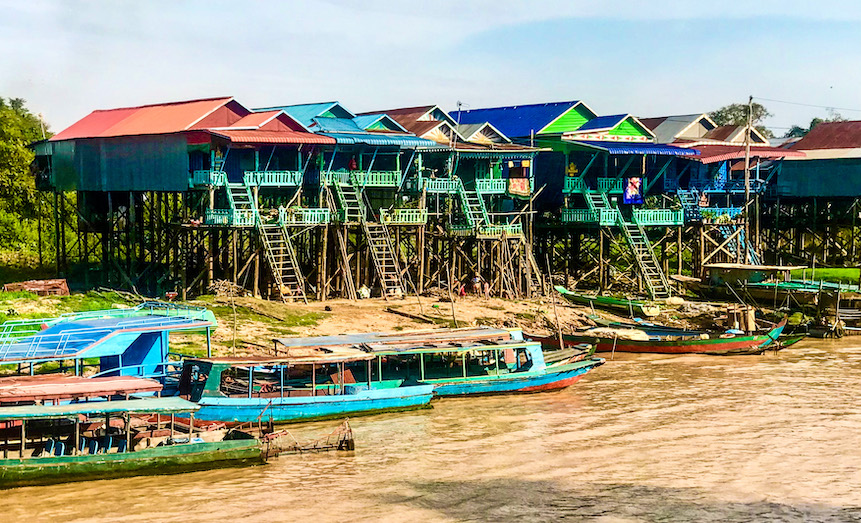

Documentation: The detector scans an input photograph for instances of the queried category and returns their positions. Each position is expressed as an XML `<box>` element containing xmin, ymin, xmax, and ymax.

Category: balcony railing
<box><xmin>562</xmin><ymin>177</ymin><xmax>587</xmax><ymax>194</ymax></box>
<box><xmin>561</xmin><ymin>209</ymin><xmax>598</xmax><ymax>223</ymax></box>
<box><xmin>632</xmin><ymin>209</ymin><xmax>684</xmax><ymax>226</ymax></box>
<box><xmin>476</xmin><ymin>178</ymin><xmax>507</xmax><ymax>194</ymax></box>
<box><xmin>597</xmin><ymin>178</ymin><xmax>624</xmax><ymax>193</ymax></box>
<box><xmin>278</xmin><ymin>207</ymin><xmax>331</xmax><ymax>226</ymax></box>
<box><xmin>191</xmin><ymin>170</ymin><xmax>227</xmax><ymax>187</ymax></box>
<box><xmin>351</xmin><ymin>170</ymin><xmax>401</xmax><ymax>187</ymax></box>
<box><xmin>244</xmin><ymin>170</ymin><xmax>303</xmax><ymax>187</ymax></box>
<box><xmin>700</xmin><ymin>207</ymin><xmax>743</xmax><ymax>221</ymax></box>
<box><xmin>421</xmin><ymin>177</ymin><xmax>461</xmax><ymax>193</ymax></box>
<box><xmin>478</xmin><ymin>223</ymin><xmax>523</xmax><ymax>238</ymax></box>
<box><xmin>380</xmin><ymin>208</ymin><xmax>428</xmax><ymax>225</ymax></box>
<box><xmin>204</xmin><ymin>209</ymin><xmax>255</xmax><ymax>227</ymax></box>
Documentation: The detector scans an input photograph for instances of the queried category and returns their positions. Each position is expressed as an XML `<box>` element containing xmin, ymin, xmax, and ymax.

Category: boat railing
<box><xmin>89</xmin><ymin>360</ymin><xmax>184</xmax><ymax>380</ymax></box>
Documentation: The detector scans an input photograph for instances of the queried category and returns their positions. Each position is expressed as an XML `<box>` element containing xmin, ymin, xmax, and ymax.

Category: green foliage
<box><xmin>790</xmin><ymin>267</ymin><xmax>860</xmax><ymax>284</ymax></box>
<box><xmin>709</xmin><ymin>102</ymin><xmax>774</xmax><ymax>138</ymax></box>
<box><xmin>783</xmin><ymin>111</ymin><xmax>846</xmax><ymax>138</ymax></box>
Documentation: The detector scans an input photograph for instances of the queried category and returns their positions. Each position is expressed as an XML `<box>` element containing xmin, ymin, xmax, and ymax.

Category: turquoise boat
<box><xmin>365</xmin><ymin>339</ymin><xmax>604</xmax><ymax>396</ymax></box>
<box><xmin>180</xmin><ymin>350</ymin><xmax>435</xmax><ymax>423</ymax></box>
<box><xmin>0</xmin><ymin>397</ymin><xmax>263</xmax><ymax>489</ymax></box>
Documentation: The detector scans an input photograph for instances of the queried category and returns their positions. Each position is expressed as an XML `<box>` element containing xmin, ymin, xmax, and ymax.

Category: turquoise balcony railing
<box><xmin>478</xmin><ymin>223</ymin><xmax>523</xmax><ymax>238</ymax></box>
<box><xmin>205</xmin><ymin>209</ymin><xmax>255</xmax><ymax>227</ymax></box>
<box><xmin>351</xmin><ymin>170</ymin><xmax>401</xmax><ymax>187</ymax></box>
<box><xmin>562</xmin><ymin>177</ymin><xmax>587</xmax><ymax>194</ymax></box>
<box><xmin>448</xmin><ymin>224</ymin><xmax>474</xmax><ymax>236</ymax></box>
<box><xmin>421</xmin><ymin>177</ymin><xmax>461</xmax><ymax>193</ymax></box>
<box><xmin>244</xmin><ymin>171</ymin><xmax>303</xmax><ymax>187</ymax></box>
<box><xmin>701</xmin><ymin>207</ymin><xmax>743</xmax><ymax>221</ymax></box>
<box><xmin>598</xmin><ymin>208</ymin><xmax>621</xmax><ymax>227</ymax></box>
<box><xmin>476</xmin><ymin>178</ymin><xmax>507</xmax><ymax>194</ymax></box>
<box><xmin>191</xmin><ymin>170</ymin><xmax>227</xmax><ymax>187</ymax></box>
<box><xmin>561</xmin><ymin>209</ymin><xmax>598</xmax><ymax>223</ymax></box>
<box><xmin>322</xmin><ymin>169</ymin><xmax>352</xmax><ymax>185</ymax></box>
<box><xmin>597</xmin><ymin>178</ymin><xmax>624</xmax><ymax>193</ymax></box>
<box><xmin>278</xmin><ymin>207</ymin><xmax>331</xmax><ymax>225</ymax></box>
<box><xmin>380</xmin><ymin>208</ymin><xmax>428</xmax><ymax>225</ymax></box>
<box><xmin>632</xmin><ymin>209</ymin><xmax>684</xmax><ymax>226</ymax></box>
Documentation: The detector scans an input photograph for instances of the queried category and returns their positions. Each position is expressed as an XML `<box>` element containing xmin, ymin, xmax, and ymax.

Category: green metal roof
<box><xmin>0</xmin><ymin>397</ymin><xmax>199</xmax><ymax>421</ymax></box>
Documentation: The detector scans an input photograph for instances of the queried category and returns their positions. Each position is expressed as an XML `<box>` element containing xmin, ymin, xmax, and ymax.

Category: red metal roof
<box><xmin>209</xmin><ymin>129</ymin><xmax>336</xmax><ymax>145</ymax></box>
<box><xmin>690</xmin><ymin>145</ymin><xmax>805</xmax><ymax>164</ymax></box>
<box><xmin>791</xmin><ymin>120</ymin><xmax>861</xmax><ymax>150</ymax></box>
<box><xmin>50</xmin><ymin>96</ymin><xmax>236</xmax><ymax>141</ymax></box>
<box><xmin>226</xmin><ymin>111</ymin><xmax>281</xmax><ymax>128</ymax></box>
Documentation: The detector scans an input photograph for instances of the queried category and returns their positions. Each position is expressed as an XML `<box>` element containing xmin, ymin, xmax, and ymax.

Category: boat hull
<box><xmin>538</xmin><ymin>320</ymin><xmax>787</xmax><ymax>355</ymax></box>
<box><xmin>423</xmin><ymin>358</ymin><xmax>604</xmax><ymax>396</ymax></box>
<box><xmin>554</xmin><ymin>285</ymin><xmax>660</xmax><ymax>317</ymax></box>
<box><xmin>0</xmin><ymin>440</ymin><xmax>263</xmax><ymax>489</ymax></box>
<box><xmin>195</xmin><ymin>385</ymin><xmax>435</xmax><ymax>423</ymax></box>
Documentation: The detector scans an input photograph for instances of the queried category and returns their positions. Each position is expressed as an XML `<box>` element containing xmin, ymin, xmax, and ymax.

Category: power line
<box><xmin>753</xmin><ymin>96</ymin><xmax>861</xmax><ymax>113</ymax></box>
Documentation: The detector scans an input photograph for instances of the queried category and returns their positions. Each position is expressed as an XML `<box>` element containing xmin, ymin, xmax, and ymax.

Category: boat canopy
<box><xmin>365</xmin><ymin>340</ymin><xmax>542</xmax><ymax>355</ymax></box>
<box><xmin>0</xmin><ymin>397</ymin><xmax>199</xmax><ymax>421</ymax></box>
<box><xmin>188</xmin><ymin>349</ymin><xmax>376</xmax><ymax>366</ymax></box>
<box><xmin>0</xmin><ymin>375</ymin><xmax>162</xmax><ymax>403</ymax></box>
<box><xmin>272</xmin><ymin>327</ymin><xmax>517</xmax><ymax>351</ymax></box>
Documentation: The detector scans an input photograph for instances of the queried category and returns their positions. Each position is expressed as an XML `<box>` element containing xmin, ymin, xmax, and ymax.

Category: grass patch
<box><xmin>486</xmin><ymin>305</ymin><xmax>505</xmax><ymax>311</ymax></box>
<box><xmin>474</xmin><ymin>316</ymin><xmax>497</xmax><ymax>325</ymax></box>
<box><xmin>790</xmin><ymin>268</ymin><xmax>860</xmax><ymax>284</ymax></box>
<box><xmin>514</xmin><ymin>312</ymin><xmax>536</xmax><ymax>321</ymax></box>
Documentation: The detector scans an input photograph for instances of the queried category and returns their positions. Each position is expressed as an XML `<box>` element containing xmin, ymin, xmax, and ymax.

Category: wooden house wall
<box><xmin>60</xmin><ymin>135</ymin><xmax>189</xmax><ymax>192</ymax></box>
<box><xmin>776</xmin><ymin>158</ymin><xmax>861</xmax><ymax>198</ymax></box>
<box><xmin>540</xmin><ymin>105</ymin><xmax>593</xmax><ymax>134</ymax></box>
<box><xmin>608</xmin><ymin>118</ymin><xmax>650</xmax><ymax>138</ymax></box>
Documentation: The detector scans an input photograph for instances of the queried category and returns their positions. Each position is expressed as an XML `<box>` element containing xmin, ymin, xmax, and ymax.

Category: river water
<box><xmin>3</xmin><ymin>338</ymin><xmax>861</xmax><ymax>522</ymax></box>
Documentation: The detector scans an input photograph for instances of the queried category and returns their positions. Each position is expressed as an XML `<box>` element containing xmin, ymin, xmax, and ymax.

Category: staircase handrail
<box><xmin>625</xmin><ymin>213</ymin><xmax>672</xmax><ymax>296</ymax></box>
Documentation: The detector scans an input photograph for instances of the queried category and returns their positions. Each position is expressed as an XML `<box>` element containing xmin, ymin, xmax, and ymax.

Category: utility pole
<box><xmin>743</xmin><ymin>95</ymin><xmax>752</xmax><ymax>264</ymax></box>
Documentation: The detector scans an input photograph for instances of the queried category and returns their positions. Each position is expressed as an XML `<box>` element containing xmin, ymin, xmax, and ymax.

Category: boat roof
<box><xmin>189</xmin><ymin>346</ymin><xmax>375</xmax><ymax>366</ymax></box>
<box><xmin>273</xmin><ymin>327</ymin><xmax>514</xmax><ymax>350</ymax></box>
<box><xmin>704</xmin><ymin>263</ymin><xmax>807</xmax><ymax>271</ymax></box>
<box><xmin>0</xmin><ymin>311</ymin><xmax>214</xmax><ymax>363</ymax></box>
<box><xmin>364</xmin><ymin>339</ymin><xmax>540</xmax><ymax>355</ymax></box>
<box><xmin>0</xmin><ymin>397</ymin><xmax>199</xmax><ymax>421</ymax></box>
<box><xmin>0</xmin><ymin>375</ymin><xmax>162</xmax><ymax>403</ymax></box>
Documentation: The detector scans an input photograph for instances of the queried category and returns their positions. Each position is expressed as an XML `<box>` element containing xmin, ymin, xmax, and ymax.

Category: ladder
<box><xmin>334</xmin><ymin>183</ymin><xmax>363</xmax><ymax>223</ymax></box>
<box><xmin>233</xmin><ymin>182</ymin><xmax>308</xmax><ymax>302</ymax></box>
<box><xmin>676</xmin><ymin>188</ymin><xmax>703</xmax><ymax>222</ymax></box>
<box><xmin>518</xmin><ymin>238</ymin><xmax>544</xmax><ymax>296</ymax></box>
<box><xmin>363</xmin><ymin>222</ymin><xmax>408</xmax><ymax>299</ymax></box>
<box><xmin>717</xmin><ymin>225</ymin><xmax>762</xmax><ymax>265</ymax></box>
<box><xmin>324</xmin><ymin>186</ymin><xmax>357</xmax><ymax>299</ymax></box>
<box><xmin>259</xmin><ymin>224</ymin><xmax>307</xmax><ymax>303</ymax></box>
<box><xmin>456</xmin><ymin>181</ymin><xmax>490</xmax><ymax>229</ymax></box>
<box><xmin>618</xmin><ymin>215</ymin><xmax>671</xmax><ymax>299</ymax></box>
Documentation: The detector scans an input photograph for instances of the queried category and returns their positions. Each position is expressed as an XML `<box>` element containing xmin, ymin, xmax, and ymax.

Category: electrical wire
<box><xmin>753</xmin><ymin>96</ymin><xmax>861</xmax><ymax>113</ymax></box>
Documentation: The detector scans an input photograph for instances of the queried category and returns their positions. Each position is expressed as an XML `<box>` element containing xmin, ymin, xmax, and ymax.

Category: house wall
<box><xmin>776</xmin><ymin>158</ymin><xmax>861</xmax><ymax>198</ymax></box>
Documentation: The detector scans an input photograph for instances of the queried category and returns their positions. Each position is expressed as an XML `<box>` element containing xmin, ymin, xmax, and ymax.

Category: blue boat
<box><xmin>179</xmin><ymin>350</ymin><xmax>435</xmax><ymax>423</ymax></box>
<box><xmin>365</xmin><ymin>338</ymin><xmax>604</xmax><ymax>397</ymax></box>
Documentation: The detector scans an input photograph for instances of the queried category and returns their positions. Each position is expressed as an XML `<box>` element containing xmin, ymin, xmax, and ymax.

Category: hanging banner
<box><xmin>623</xmin><ymin>177</ymin><xmax>644</xmax><ymax>204</ymax></box>
<box><xmin>507</xmin><ymin>178</ymin><xmax>531</xmax><ymax>198</ymax></box>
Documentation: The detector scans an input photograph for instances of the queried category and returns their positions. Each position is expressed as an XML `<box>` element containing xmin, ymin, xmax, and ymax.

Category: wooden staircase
<box><xmin>259</xmin><ymin>224</ymin><xmax>307</xmax><ymax>303</ymax></box>
<box><xmin>676</xmin><ymin>189</ymin><xmax>702</xmax><ymax>221</ymax></box>
<box><xmin>334</xmin><ymin>183</ymin><xmax>363</xmax><ymax>223</ymax></box>
<box><xmin>459</xmin><ymin>188</ymin><xmax>490</xmax><ymax>229</ymax></box>
<box><xmin>717</xmin><ymin>225</ymin><xmax>762</xmax><ymax>265</ymax></box>
<box><xmin>619</xmin><ymin>216</ymin><xmax>671</xmax><ymax>299</ymax></box>
<box><xmin>363</xmin><ymin>222</ymin><xmax>408</xmax><ymax>299</ymax></box>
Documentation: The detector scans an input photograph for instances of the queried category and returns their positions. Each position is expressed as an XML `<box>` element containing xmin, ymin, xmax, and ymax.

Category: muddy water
<box><xmin>3</xmin><ymin>339</ymin><xmax>861</xmax><ymax>522</ymax></box>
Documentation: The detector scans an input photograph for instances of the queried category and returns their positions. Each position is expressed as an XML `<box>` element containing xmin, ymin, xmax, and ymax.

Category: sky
<box><xmin>3</xmin><ymin>0</ymin><xmax>861</xmax><ymax>135</ymax></box>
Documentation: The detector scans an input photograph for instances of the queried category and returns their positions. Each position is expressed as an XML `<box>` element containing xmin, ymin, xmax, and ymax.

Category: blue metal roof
<box><xmin>312</xmin><ymin>117</ymin><xmax>364</xmax><ymax>133</ymax></box>
<box><xmin>255</xmin><ymin>102</ymin><xmax>355</xmax><ymax>127</ymax></box>
<box><xmin>351</xmin><ymin>114</ymin><xmax>408</xmax><ymax>132</ymax></box>
<box><xmin>572</xmin><ymin>141</ymin><xmax>700</xmax><ymax>156</ymax></box>
<box><xmin>451</xmin><ymin>101</ymin><xmax>583</xmax><ymax>139</ymax></box>
<box><xmin>320</xmin><ymin>132</ymin><xmax>440</xmax><ymax>148</ymax></box>
<box><xmin>577</xmin><ymin>114</ymin><xmax>627</xmax><ymax>132</ymax></box>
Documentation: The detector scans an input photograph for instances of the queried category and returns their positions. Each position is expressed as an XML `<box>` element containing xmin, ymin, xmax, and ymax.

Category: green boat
<box><xmin>0</xmin><ymin>397</ymin><xmax>264</xmax><ymax>489</ymax></box>
<box><xmin>555</xmin><ymin>285</ymin><xmax>661</xmax><ymax>317</ymax></box>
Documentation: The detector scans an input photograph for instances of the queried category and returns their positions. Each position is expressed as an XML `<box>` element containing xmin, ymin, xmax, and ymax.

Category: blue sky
<box><xmin>2</xmin><ymin>0</ymin><xmax>861</xmax><ymax>134</ymax></box>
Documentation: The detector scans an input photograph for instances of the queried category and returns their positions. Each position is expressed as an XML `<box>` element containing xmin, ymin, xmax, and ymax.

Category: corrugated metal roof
<box><xmin>209</xmin><ymin>129</ymin><xmax>336</xmax><ymax>145</ymax></box>
<box><xmin>576</xmin><ymin>114</ymin><xmax>627</xmax><ymax>132</ymax></box>
<box><xmin>312</xmin><ymin>117</ymin><xmax>365</xmax><ymax>133</ymax></box>
<box><xmin>320</xmin><ymin>132</ymin><xmax>440</xmax><ymax>147</ymax></box>
<box><xmin>692</xmin><ymin>145</ymin><xmax>805</xmax><ymax>164</ymax></box>
<box><xmin>791</xmin><ymin>120</ymin><xmax>861</xmax><ymax>150</ymax></box>
<box><xmin>451</xmin><ymin>101</ymin><xmax>584</xmax><ymax>138</ymax></box>
<box><xmin>0</xmin><ymin>397</ymin><xmax>199</xmax><ymax>421</ymax></box>
<box><xmin>50</xmin><ymin>96</ymin><xmax>235</xmax><ymax>141</ymax></box>
<box><xmin>227</xmin><ymin>110</ymin><xmax>282</xmax><ymax>129</ymax></box>
<box><xmin>571</xmin><ymin>140</ymin><xmax>700</xmax><ymax>156</ymax></box>
<box><xmin>351</xmin><ymin>114</ymin><xmax>408</xmax><ymax>132</ymax></box>
<box><xmin>258</xmin><ymin>102</ymin><xmax>356</xmax><ymax>127</ymax></box>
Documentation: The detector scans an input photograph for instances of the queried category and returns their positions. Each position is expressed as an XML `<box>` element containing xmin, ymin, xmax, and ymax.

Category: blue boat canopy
<box><xmin>0</xmin><ymin>397</ymin><xmax>199</xmax><ymax>421</ymax></box>
<box><xmin>565</xmin><ymin>140</ymin><xmax>700</xmax><ymax>156</ymax></box>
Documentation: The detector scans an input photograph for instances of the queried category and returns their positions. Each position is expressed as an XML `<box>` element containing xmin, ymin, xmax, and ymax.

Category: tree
<box><xmin>709</xmin><ymin>102</ymin><xmax>774</xmax><ymax>138</ymax></box>
<box><xmin>0</xmin><ymin>97</ymin><xmax>51</xmax><ymax>252</ymax></box>
<box><xmin>782</xmin><ymin>111</ymin><xmax>845</xmax><ymax>138</ymax></box>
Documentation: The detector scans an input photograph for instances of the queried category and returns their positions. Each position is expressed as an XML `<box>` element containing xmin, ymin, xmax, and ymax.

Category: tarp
<box><xmin>0</xmin><ymin>397</ymin><xmax>199</xmax><ymax>421</ymax></box>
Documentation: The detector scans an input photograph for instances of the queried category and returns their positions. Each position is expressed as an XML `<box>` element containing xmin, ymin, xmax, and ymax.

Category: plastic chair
<box><xmin>87</xmin><ymin>438</ymin><xmax>98</xmax><ymax>455</ymax></box>
<box><xmin>116</xmin><ymin>439</ymin><xmax>128</xmax><ymax>453</ymax></box>
<box><xmin>44</xmin><ymin>439</ymin><xmax>55</xmax><ymax>456</ymax></box>
<box><xmin>53</xmin><ymin>441</ymin><xmax>65</xmax><ymax>456</ymax></box>
<box><xmin>79</xmin><ymin>437</ymin><xmax>88</xmax><ymax>454</ymax></box>
<box><xmin>100</xmin><ymin>436</ymin><xmax>112</xmax><ymax>454</ymax></box>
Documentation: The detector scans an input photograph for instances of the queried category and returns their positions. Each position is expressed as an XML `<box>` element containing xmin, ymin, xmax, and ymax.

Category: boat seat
<box><xmin>330</xmin><ymin>369</ymin><xmax>357</xmax><ymax>385</ymax></box>
<box><xmin>53</xmin><ymin>441</ymin><xmax>65</xmax><ymax>456</ymax></box>
<box><xmin>117</xmin><ymin>439</ymin><xmax>128</xmax><ymax>453</ymax></box>
<box><xmin>87</xmin><ymin>438</ymin><xmax>99</xmax><ymax>455</ymax></box>
<box><xmin>44</xmin><ymin>439</ymin><xmax>55</xmax><ymax>456</ymax></box>
<box><xmin>100</xmin><ymin>436</ymin><xmax>112</xmax><ymax>454</ymax></box>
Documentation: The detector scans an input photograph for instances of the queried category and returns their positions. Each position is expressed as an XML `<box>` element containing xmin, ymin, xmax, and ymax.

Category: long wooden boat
<box><xmin>531</xmin><ymin>318</ymin><xmax>787</xmax><ymax>355</ymax></box>
<box><xmin>554</xmin><ymin>285</ymin><xmax>660</xmax><ymax>317</ymax></box>
<box><xmin>364</xmin><ymin>339</ymin><xmax>604</xmax><ymax>396</ymax></box>
<box><xmin>181</xmin><ymin>350</ymin><xmax>435</xmax><ymax>423</ymax></box>
<box><xmin>0</xmin><ymin>397</ymin><xmax>264</xmax><ymax>489</ymax></box>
